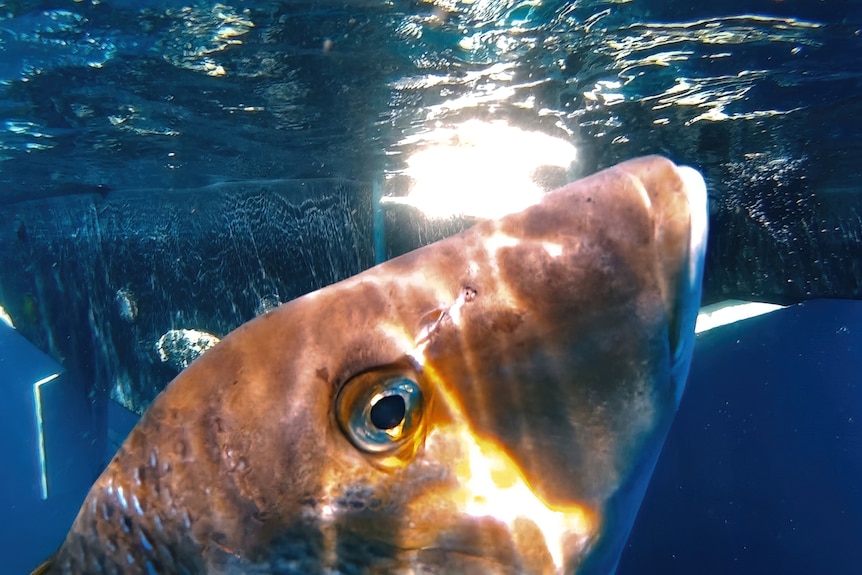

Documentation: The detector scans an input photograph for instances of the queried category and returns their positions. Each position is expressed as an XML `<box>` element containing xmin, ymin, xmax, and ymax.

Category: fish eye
<box><xmin>336</xmin><ymin>370</ymin><xmax>424</xmax><ymax>454</ymax></box>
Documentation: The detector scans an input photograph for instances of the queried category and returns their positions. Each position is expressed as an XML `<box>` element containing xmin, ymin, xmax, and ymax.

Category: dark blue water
<box><xmin>1</xmin><ymin>1</ymin><xmax>861</xmax><ymax>573</ymax></box>
<box><xmin>620</xmin><ymin>300</ymin><xmax>862</xmax><ymax>574</ymax></box>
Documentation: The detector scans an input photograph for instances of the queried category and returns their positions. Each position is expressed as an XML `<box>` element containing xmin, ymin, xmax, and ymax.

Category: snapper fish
<box><xmin>35</xmin><ymin>155</ymin><xmax>708</xmax><ymax>575</ymax></box>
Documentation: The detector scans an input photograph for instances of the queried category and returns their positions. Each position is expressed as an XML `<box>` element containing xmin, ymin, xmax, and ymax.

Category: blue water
<box><xmin>1</xmin><ymin>1</ymin><xmax>861</xmax><ymax>573</ymax></box>
<box><xmin>620</xmin><ymin>300</ymin><xmax>862</xmax><ymax>574</ymax></box>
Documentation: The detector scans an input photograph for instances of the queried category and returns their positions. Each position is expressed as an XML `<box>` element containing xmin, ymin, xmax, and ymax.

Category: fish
<box><xmin>35</xmin><ymin>155</ymin><xmax>708</xmax><ymax>575</ymax></box>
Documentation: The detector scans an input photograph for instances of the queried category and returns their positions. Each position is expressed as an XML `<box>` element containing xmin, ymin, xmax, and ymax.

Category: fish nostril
<box><xmin>461</xmin><ymin>285</ymin><xmax>477</xmax><ymax>302</ymax></box>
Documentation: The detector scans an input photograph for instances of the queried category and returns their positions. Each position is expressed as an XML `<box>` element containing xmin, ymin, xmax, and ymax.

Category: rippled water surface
<box><xmin>1</xmin><ymin>1</ymin><xmax>859</xmax><ymax>193</ymax></box>
<box><xmin>1</xmin><ymin>0</ymin><xmax>860</xmax><ymax>415</ymax></box>
<box><xmin>1</xmin><ymin>0</ymin><xmax>860</xmax><ymax>393</ymax></box>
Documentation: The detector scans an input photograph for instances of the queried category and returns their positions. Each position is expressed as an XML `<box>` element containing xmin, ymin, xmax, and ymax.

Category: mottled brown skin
<box><xmin>41</xmin><ymin>156</ymin><xmax>703</xmax><ymax>575</ymax></box>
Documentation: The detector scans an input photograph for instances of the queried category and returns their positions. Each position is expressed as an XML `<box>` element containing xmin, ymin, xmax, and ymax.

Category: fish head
<box><xmin>50</xmin><ymin>155</ymin><xmax>707</xmax><ymax>575</ymax></box>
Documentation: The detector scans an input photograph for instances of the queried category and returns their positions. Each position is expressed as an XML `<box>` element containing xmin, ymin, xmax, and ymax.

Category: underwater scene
<box><xmin>0</xmin><ymin>0</ymin><xmax>860</xmax><ymax>573</ymax></box>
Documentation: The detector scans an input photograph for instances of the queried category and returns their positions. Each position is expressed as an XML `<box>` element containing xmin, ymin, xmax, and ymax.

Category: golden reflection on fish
<box><xmin>35</xmin><ymin>155</ymin><xmax>708</xmax><ymax>575</ymax></box>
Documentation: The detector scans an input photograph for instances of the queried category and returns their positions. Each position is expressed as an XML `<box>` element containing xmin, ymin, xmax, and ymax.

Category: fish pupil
<box><xmin>370</xmin><ymin>395</ymin><xmax>406</xmax><ymax>430</ymax></box>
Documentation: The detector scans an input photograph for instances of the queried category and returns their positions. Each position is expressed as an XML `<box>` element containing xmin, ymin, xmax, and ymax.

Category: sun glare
<box><xmin>449</xmin><ymin>426</ymin><xmax>594</xmax><ymax>570</ymax></box>
<box><xmin>384</xmin><ymin>120</ymin><xmax>577</xmax><ymax>219</ymax></box>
